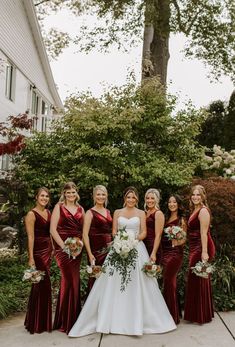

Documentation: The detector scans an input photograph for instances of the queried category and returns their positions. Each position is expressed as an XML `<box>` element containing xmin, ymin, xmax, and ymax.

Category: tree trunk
<box><xmin>142</xmin><ymin>0</ymin><xmax>170</xmax><ymax>87</ymax></box>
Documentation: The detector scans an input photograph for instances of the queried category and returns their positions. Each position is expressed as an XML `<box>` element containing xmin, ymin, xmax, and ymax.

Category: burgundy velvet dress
<box><xmin>24</xmin><ymin>209</ymin><xmax>52</xmax><ymax>334</ymax></box>
<box><xmin>87</xmin><ymin>208</ymin><xmax>112</xmax><ymax>292</ymax></box>
<box><xmin>144</xmin><ymin>210</ymin><xmax>162</xmax><ymax>264</ymax></box>
<box><xmin>184</xmin><ymin>207</ymin><xmax>215</xmax><ymax>324</ymax></box>
<box><xmin>53</xmin><ymin>204</ymin><xmax>84</xmax><ymax>334</ymax></box>
<box><xmin>161</xmin><ymin>218</ymin><xmax>184</xmax><ymax>324</ymax></box>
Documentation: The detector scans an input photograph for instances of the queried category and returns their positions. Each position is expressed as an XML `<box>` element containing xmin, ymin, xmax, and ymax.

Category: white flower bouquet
<box><xmin>191</xmin><ymin>261</ymin><xmax>215</xmax><ymax>278</ymax></box>
<box><xmin>164</xmin><ymin>225</ymin><xmax>186</xmax><ymax>241</ymax></box>
<box><xmin>22</xmin><ymin>267</ymin><xmax>45</xmax><ymax>283</ymax></box>
<box><xmin>63</xmin><ymin>236</ymin><xmax>83</xmax><ymax>259</ymax></box>
<box><xmin>142</xmin><ymin>262</ymin><xmax>162</xmax><ymax>279</ymax></box>
<box><xmin>86</xmin><ymin>264</ymin><xmax>106</xmax><ymax>278</ymax></box>
<box><xmin>105</xmin><ymin>226</ymin><xmax>138</xmax><ymax>291</ymax></box>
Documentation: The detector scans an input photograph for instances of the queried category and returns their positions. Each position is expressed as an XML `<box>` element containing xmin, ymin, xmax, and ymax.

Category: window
<box><xmin>41</xmin><ymin>116</ymin><xmax>47</xmax><ymax>132</ymax></box>
<box><xmin>5</xmin><ymin>62</ymin><xmax>15</xmax><ymax>101</ymax></box>
<box><xmin>31</xmin><ymin>90</ymin><xmax>39</xmax><ymax>115</ymax></box>
<box><xmin>1</xmin><ymin>154</ymin><xmax>10</xmax><ymax>171</ymax></box>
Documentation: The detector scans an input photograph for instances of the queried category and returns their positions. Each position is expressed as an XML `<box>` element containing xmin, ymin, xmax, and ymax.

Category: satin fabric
<box><xmin>53</xmin><ymin>204</ymin><xmax>84</xmax><ymax>334</ymax></box>
<box><xmin>24</xmin><ymin>209</ymin><xmax>52</xmax><ymax>334</ymax></box>
<box><xmin>144</xmin><ymin>210</ymin><xmax>162</xmax><ymax>264</ymax></box>
<box><xmin>161</xmin><ymin>218</ymin><xmax>184</xmax><ymax>324</ymax></box>
<box><xmin>87</xmin><ymin>209</ymin><xmax>112</xmax><ymax>292</ymax></box>
<box><xmin>184</xmin><ymin>207</ymin><xmax>215</xmax><ymax>324</ymax></box>
<box><xmin>69</xmin><ymin>216</ymin><xmax>176</xmax><ymax>337</ymax></box>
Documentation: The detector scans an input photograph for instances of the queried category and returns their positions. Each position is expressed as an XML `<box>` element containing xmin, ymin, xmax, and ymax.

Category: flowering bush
<box><xmin>191</xmin><ymin>261</ymin><xmax>215</xmax><ymax>279</ymax></box>
<box><xmin>201</xmin><ymin>145</ymin><xmax>235</xmax><ymax>179</ymax></box>
<box><xmin>105</xmin><ymin>227</ymin><xmax>138</xmax><ymax>291</ymax></box>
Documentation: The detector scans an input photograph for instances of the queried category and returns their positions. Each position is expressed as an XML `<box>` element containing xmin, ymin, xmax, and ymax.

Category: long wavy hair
<box><xmin>189</xmin><ymin>184</ymin><xmax>209</xmax><ymax>212</ymax></box>
<box><xmin>59</xmin><ymin>181</ymin><xmax>80</xmax><ymax>205</ymax></box>
<box><xmin>35</xmin><ymin>187</ymin><xmax>50</xmax><ymax>207</ymax></box>
<box><xmin>93</xmin><ymin>185</ymin><xmax>108</xmax><ymax>207</ymax></box>
<box><xmin>165</xmin><ymin>194</ymin><xmax>185</xmax><ymax>223</ymax></box>
<box><xmin>144</xmin><ymin>188</ymin><xmax>161</xmax><ymax>211</ymax></box>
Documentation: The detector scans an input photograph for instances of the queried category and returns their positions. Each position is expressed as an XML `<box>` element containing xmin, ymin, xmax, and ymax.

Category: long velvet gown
<box><xmin>184</xmin><ymin>207</ymin><xmax>215</xmax><ymax>324</ymax></box>
<box><xmin>144</xmin><ymin>210</ymin><xmax>162</xmax><ymax>264</ymax></box>
<box><xmin>53</xmin><ymin>204</ymin><xmax>84</xmax><ymax>334</ymax></box>
<box><xmin>86</xmin><ymin>208</ymin><xmax>112</xmax><ymax>292</ymax></box>
<box><xmin>161</xmin><ymin>218</ymin><xmax>184</xmax><ymax>324</ymax></box>
<box><xmin>24</xmin><ymin>209</ymin><xmax>52</xmax><ymax>334</ymax></box>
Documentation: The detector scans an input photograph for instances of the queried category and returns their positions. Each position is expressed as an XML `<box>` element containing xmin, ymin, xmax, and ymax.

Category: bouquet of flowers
<box><xmin>105</xmin><ymin>227</ymin><xmax>139</xmax><ymax>291</ymax></box>
<box><xmin>191</xmin><ymin>261</ymin><xmax>215</xmax><ymax>278</ymax></box>
<box><xmin>86</xmin><ymin>264</ymin><xmax>106</xmax><ymax>279</ymax></box>
<box><xmin>164</xmin><ymin>225</ymin><xmax>186</xmax><ymax>241</ymax></box>
<box><xmin>142</xmin><ymin>262</ymin><xmax>162</xmax><ymax>279</ymax></box>
<box><xmin>63</xmin><ymin>237</ymin><xmax>83</xmax><ymax>259</ymax></box>
<box><xmin>22</xmin><ymin>267</ymin><xmax>45</xmax><ymax>283</ymax></box>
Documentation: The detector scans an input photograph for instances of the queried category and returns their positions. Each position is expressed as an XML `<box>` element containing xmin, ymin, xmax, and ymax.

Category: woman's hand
<box><xmin>150</xmin><ymin>252</ymin><xmax>156</xmax><ymax>263</ymax></box>
<box><xmin>28</xmin><ymin>257</ymin><xmax>35</xmax><ymax>268</ymax></box>
<box><xmin>89</xmin><ymin>254</ymin><xmax>96</xmax><ymax>265</ymax></box>
<box><xmin>172</xmin><ymin>239</ymin><xmax>178</xmax><ymax>247</ymax></box>
<box><xmin>201</xmin><ymin>251</ymin><xmax>209</xmax><ymax>262</ymax></box>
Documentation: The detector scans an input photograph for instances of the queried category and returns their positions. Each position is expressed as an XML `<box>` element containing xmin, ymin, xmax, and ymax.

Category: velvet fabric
<box><xmin>24</xmin><ymin>209</ymin><xmax>52</xmax><ymax>334</ymax></box>
<box><xmin>144</xmin><ymin>211</ymin><xmax>162</xmax><ymax>264</ymax></box>
<box><xmin>86</xmin><ymin>209</ymin><xmax>112</xmax><ymax>292</ymax></box>
<box><xmin>161</xmin><ymin>218</ymin><xmax>184</xmax><ymax>324</ymax></box>
<box><xmin>184</xmin><ymin>207</ymin><xmax>215</xmax><ymax>324</ymax></box>
<box><xmin>53</xmin><ymin>204</ymin><xmax>83</xmax><ymax>334</ymax></box>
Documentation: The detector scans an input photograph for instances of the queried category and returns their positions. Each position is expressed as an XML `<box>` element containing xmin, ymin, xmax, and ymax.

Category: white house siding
<box><xmin>0</xmin><ymin>0</ymin><xmax>55</xmax><ymax>106</ymax></box>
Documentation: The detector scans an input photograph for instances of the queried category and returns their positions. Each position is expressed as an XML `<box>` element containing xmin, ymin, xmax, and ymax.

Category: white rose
<box><xmin>195</xmin><ymin>265</ymin><xmax>202</xmax><ymax>272</ymax></box>
<box><xmin>86</xmin><ymin>266</ymin><xmax>93</xmax><ymax>274</ymax></box>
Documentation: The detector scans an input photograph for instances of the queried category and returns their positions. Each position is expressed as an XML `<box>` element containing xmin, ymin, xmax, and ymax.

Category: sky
<box><xmin>44</xmin><ymin>10</ymin><xmax>234</xmax><ymax>109</ymax></box>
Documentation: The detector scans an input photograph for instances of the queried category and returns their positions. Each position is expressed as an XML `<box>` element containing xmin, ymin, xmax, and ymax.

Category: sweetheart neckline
<box><xmin>118</xmin><ymin>216</ymin><xmax>140</xmax><ymax>221</ymax></box>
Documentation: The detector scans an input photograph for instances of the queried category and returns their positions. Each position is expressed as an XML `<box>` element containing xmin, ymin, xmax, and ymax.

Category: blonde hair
<box><xmin>123</xmin><ymin>186</ymin><xmax>139</xmax><ymax>207</ymax></box>
<box><xmin>59</xmin><ymin>181</ymin><xmax>80</xmax><ymax>205</ymax></box>
<box><xmin>93</xmin><ymin>185</ymin><xmax>108</xmax><ymax>207</ymax></box>
<box><xmin>144</xmin><ymin>188</ymin><xmax>160</xmax><ymax>211</ymax></box>
<box><xmin>190</xmin><ymin>184</ymin><xmax>209</xmax><ymax>211</ymax></box>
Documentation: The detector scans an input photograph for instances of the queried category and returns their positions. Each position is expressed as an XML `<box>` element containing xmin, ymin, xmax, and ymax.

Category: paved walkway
<box><xmin>0</xmin><ymin>311</ymin><xmax>234</xmax><ymax>347</ymax></box>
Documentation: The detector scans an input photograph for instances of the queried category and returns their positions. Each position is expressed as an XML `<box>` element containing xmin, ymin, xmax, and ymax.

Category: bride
<box><xmin>69</xmin><ymin>187</ymin><xmax>176</xmax><ymax>337</ymax></box>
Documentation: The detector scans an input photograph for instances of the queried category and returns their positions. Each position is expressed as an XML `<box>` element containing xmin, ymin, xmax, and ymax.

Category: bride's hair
<box><xmin>123</xmin><ymin>186</ymin><xmax>139</xmax><ymax>207</ymax></box>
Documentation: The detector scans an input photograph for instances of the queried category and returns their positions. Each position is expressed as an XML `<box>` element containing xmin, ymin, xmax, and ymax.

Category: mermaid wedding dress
<box><xmin>69</xmin><ymin>216</ymin><xmax>176</xmax><ymax>336</ymax></box>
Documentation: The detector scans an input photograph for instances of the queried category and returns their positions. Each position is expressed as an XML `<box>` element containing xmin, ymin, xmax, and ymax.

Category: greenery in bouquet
<box><xmin>105</xmin><ymin>227</ymin><xmax>138</xmax><ymax>291</ymax></box>
<box><xmin>191</xmin><ymin>261</ymin><xmax>215</xmax><ymax>279</ymax></box>
<box><xmin>63</xmin><ymin>237</ymin><xmax>83</xmax><ymax>259</ymax></box>
<box><xmin>164</xmin><ymin>225</ymin><xmax>186</xmax><ymax>241</ymax></box>
<box><xmin>142</xmin><ymin>262</ymin><xmax>162</xmax><ymax>279</ymax></box>
<box><xmin>22</xmin><ymin>267</ymin><xmax>45</xmax><ymax>283</ymax></box>
<box><xmin>86</xmin><ymin>264</ymin><xmax>105</xmax><ymax>279</ymax></box>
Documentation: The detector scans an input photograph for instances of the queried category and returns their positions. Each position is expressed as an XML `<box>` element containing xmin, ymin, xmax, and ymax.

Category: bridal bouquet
<box><xmin>105</xmin><ymin>227</ymin><xmax>138</xmax><ymax>291</ymax></box>
<box><xmin>164</xmin><ymin>225</ymin><xmax>186</xmax><ymax>241</ymax></box>
<box><xmin>22</xmin><ymin>267</ymin><xmax>45</xmax><ymax>283</ymax></box>
<box><xmin>63</xmin><ymin>237</ymin><xmax>83</xmax><ymax>259</ymax></box>
<box><xmin>86</xmin><ymin>264</ymin><xmax>106</xmax><ymax>279</ymax></box>
<box><xmin>191</xmin><ymin>261</ymin><xmax>215</xmax><ymax>278</ymax></box>
<box><xmin>142</xmin><ymin>262</ymin><xmax>162</xmax><ymax>279</ymax></box>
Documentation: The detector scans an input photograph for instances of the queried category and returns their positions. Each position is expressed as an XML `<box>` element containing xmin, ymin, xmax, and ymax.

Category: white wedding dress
<box><xmin>69</xmin><ymin>216</ymin><xmax>176</xmax><ymax>337</ymax></box>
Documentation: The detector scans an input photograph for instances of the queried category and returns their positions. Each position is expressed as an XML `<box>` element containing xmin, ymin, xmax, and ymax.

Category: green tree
<box><xmin>224</xmin><ymin>90</ymin><xmax>235</xmax><ymax>150</ymax></box>
<box><xmin>15</xmin><ymin>80</ymin><xmax>204</xmax><ymax>208</ymax></box>
<box><xmin>34</xmin><ymin>0</ymin><xmax>235</xmax><ymax>87</ymax></box>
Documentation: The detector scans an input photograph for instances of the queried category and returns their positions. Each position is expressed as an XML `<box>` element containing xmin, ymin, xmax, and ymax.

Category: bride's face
<box><xmin>125</xmin><ymin>192</ymin><xmax>137</xmax><ymax>208</ymax></box>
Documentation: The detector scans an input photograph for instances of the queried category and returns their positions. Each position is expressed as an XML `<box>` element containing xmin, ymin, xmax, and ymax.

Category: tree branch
<box><xmin>185</xmin><ymin>9</ymin><xmax>200</xmax><ymax>35</ymax></box>
<box><xmin>34</xmin><ymin>0</ymin><xmax>50</xmax><ymax>6</ymax></box>
<box><xmin>171</xmin><ymin>0</ymin><xmax>185</xmax><ymax>32</ymax></box>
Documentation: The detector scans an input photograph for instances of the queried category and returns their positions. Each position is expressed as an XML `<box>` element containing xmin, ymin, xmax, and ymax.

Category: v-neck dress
<box><xmin>24</xmin><ymin>209</ymin><xmax>52</xmax><ymax>334</ymax></box>
<box><xmin>53</xmin><ymin>204</ymin><xmax>84</xmax><ymax>334</ymax></box>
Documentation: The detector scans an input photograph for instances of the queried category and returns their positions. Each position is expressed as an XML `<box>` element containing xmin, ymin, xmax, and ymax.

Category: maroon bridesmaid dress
<box><xmin>144</xmin><ymin>210</ymin><xmax>162</xmax><ymax>264</ymax></box>
<box><xmin>161</xmin><ymin>218</ymin><xmax>184</xmax><ymax>324</ymax></box>
<box><xmin>53</xmin><ymin>204</ymin><xmax>84</xmax><ymax>334</ymax></box>
<box><xmin>87</xmin><ymin>208</ymin><xmax>112</xmax><ymax>292</ymax></box>
<box><xmin>24</xmin><ymin>209</ymin><xmax>52</xmax><ymax>334</ymax></box>
<box><xmin>184</xmin><ymin>207</ymin><xmax>215</xmax><ymax>324</ymax></box>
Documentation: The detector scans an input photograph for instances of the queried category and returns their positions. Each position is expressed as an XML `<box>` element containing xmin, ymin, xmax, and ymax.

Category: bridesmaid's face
<box><xmin>125</xmin><ymin>192</ymin><xmax>137</xmax><ymax>208</ymax></box>
<box><xmin>145</xmin><ymin>193</ymin><xmax>156</xmax><ymax>210</ymax></box>
<box><xmin>64</xmin><ymin>189</ymin><xmax>77</xmax><ymax>203</ymax></box>
<box><xmin>168</xmin><ymin>196</ymin><xmax>178</xmax><ymax>212</ymax></box>
<box><xmin>95</xmin><ymin>189</ymin><xmax>107</xmax><ymax>205</ymax></box>
<box><xmin>36</xmin><ymin>190</ymin><xmax>49</xmax><ymax>207</ymax></box>
<box><xmin>191</xmin><ymin>189</ymin><xmax>202</xmax><ymax>206</ymax></box>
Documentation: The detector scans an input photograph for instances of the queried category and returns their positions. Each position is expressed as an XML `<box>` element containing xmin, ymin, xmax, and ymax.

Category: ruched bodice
<box><xmin>118</xmin><ymin>216</ymin><xmax>140</xmax><ymax>238</ymax></box>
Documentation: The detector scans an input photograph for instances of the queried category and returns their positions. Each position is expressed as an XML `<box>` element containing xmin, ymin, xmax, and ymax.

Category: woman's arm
<box><xmin>137</xmin><ymin>210</ymin><xmax>147</xmax><ymax>241</ymax></box>
<box><xmin>199</xmin><ymin>208</ymin><xmax>210</xmax><ymax>261</ymax></box>
<box><xmin>150</xmin><ymin>210</ymin><xmax>164</xmax><ymax>263</ymax></box>
<box><xmin>112</xmin><ymin>210</ymin><xmax>119</xmax><ymax>237</ymax></box>
<box><xmin>50</xmin><ymin>204</ymin><xmax>65</xmax><ymax>249</ymax></box>
<box><xmin>82</xmin><ymin>210</ymin><xmax>95</xmax><ymax>264</ymax></box>
<box><xmin>25</xmin><ymin>211</ymin><xmax>36</xmax><ymax>267</ymax></box>
<box><xmin>172</xmin><ymin>217</ymin><xmax>187</xmax><ymax>247</ymax></box>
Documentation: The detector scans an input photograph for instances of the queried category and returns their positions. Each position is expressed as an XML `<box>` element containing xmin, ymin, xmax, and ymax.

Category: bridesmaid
<box><xmin>83</xmin><ymin>185</ymin><xmax>112</xmax><ymax>292</ymax></box>
<box><xmin>50</xmin><ymin>182</ymin><xmax>84</xmax><ymax>334</ymax></box>
<box><xmin>184</xmin><ymin>184</ymin><xmax>215</xmax><ymax>324</ymax></box>
<box><xmin>144</xmin><ymin>188</ymin><xmax>164</xmax><ymax>264</ymax></box>
<box><xmin>161</xmin><ymin>194</ymin><xmax>186</xmax><ymax>324</ymax></box>
<box><xmin>24</xmin><ymin>187</ymin><xmax>52</xmax><ymax>334</ymax></box>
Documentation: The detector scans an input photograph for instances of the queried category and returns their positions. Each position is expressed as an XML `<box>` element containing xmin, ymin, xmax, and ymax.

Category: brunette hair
<box><xmin>35</xmin><ymin>187</ymin><xmax>50</xmax><ymax>205</ymax></box>
<box><xmin>59</xmin><ymin>181</ymin><xmax>80</xmax><ymax>205</ymax></box>
<box><xmin>144</xmin><ymin>188</ymin><xmax>161</xmax><ymax>211</ymax></box>
<box><xmin>165</xmin><ymin>194</ymin><xmax>185</xmax><ymax>222</ymax></box>
<box><xmin>93</xmin><ymin>185</ymin><xmax>108</xmax><ymax>207</ymax></box>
